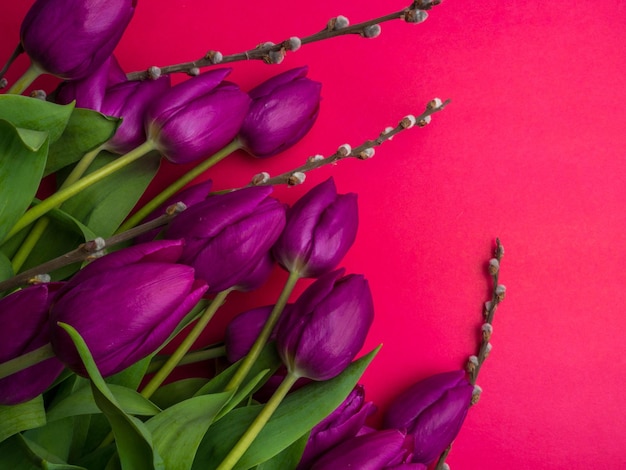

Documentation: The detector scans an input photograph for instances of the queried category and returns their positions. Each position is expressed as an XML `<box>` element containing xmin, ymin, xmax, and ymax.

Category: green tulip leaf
<box><xmin>0</xmin><ymin>119</ymin><xmax>49</xmax><ymax>243</ymax></box>
<box><xmin>145</xmin><ymin>392</ymin><xmax>232</xmax><ymax>470</ymax></box>
<box><xmin>45</xmin><ymin>108</ymin><xmax>120</xmax><ymax>176</ymax></box>
<box><xmin>106</xmin><ymin>355</ymin><xmax>153</xmax><ymax>391</ymax></box>
<box><xmin>56</xmin><ymin>322</ymin><xmax>164</xmax><ymax>470</ymax></box>
<box><xmin>149</xmin><ymin>378</ymin><xmax>207</xmax><ymax>410</ymax></box>
<box><xmin>47</xmin><ymin>384</ymin><xmax>161</xmax><ymax>423</ymax></box>
<box><xmin>0</xmin><ymin>433</ymin><xmax>86</xmax><ymax>470</ymax></box>
<box><xmin>59</xmin><ymin>150</ymin><xmax>161</xmax><ymax>237</ymax></box>
<box><xmin>254</xmin><ymin>433</ymin><xmax>308</xmax><ymax>470</ymax></box>
<box><xmin>24</xmin><ymin>418</ymin><xmax>78</xmax><ymax>465</ymax></box>
<box><xmin>192</xmin><ymin>347</ymin><xmax>380</xmax><ymax>470</ymax></box>
<box><xmin>0</xmin><ymin>251</ymin><xmax>13</xmax><ymax>282</ymax></box>
<box><xmin>0</xmin><ymin>395</ymin><xmax>46</xmax><ymax>444</ymax></box>
<box><xmin>0</xmin><ymin>95</ymin><xmax>74</xmax><ymax>144</ymax></box>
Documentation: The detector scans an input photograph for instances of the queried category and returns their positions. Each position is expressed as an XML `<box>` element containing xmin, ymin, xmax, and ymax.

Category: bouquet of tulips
<box><xmin>0</xmin><ymin>0</ymin><xmax>506</xmax><ymax>469</ymax></box>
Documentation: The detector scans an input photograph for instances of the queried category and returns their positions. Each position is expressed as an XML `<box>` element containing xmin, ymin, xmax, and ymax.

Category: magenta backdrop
<box><xmin>3</xmin><ymin>1</ymin><xmax>626</xmax><ymax>468</ymax></box>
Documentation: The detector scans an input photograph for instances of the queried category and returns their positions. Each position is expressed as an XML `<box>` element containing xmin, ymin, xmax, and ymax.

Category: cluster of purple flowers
<box><xmin>1</xmin><ymin>1</ymin><xmax>474</xmax><ymax>468</ymax></box>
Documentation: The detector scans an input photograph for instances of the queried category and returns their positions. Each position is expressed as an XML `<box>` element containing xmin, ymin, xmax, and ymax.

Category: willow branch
<box><xmin>243</xmin><ymin>98</ymin><xmax>449</xmax><ymax>188</ymax></box>
<box><xmin>0</xmin><ymin>205</ymin><xmax>185</xmax><ymax>293</ymax></box>
<box><xmin>126</xmin><ymin>0</ymin><xmax>441</xmax><ymax>80</ymax></box>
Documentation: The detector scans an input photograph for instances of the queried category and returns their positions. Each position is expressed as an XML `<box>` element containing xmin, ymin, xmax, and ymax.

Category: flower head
<box><xmin>20</xmin><ymin>0</ymin><xmax>136</xmax><ymax>80</ymax></box>
<box><xmin>276</xmin><ymin>269</ymin><xmax>374</xmax><ymax>381</ymax></box>
<box><xmin>383</xmin><ymin>370</ymin><xmax>473</xmax><ymax>464</ymax></box>
<box><xmin>49</xmin><ymin>240</ymin><xmax>207</xmax><ymax>377</ymax></box>
<box><xmin>273</xmin><ymin>177</ymin><xmax>358</xmax><ymax>278</ymax></box>
<box><xmin>146</xmin><ymin>69</ymin><xmax>250</xmax><ymax>164</ymax></box>
<box><xmin>165</xmin><ymin>186</ymin><xmax>286</xmax><ymax>293</ymax></box>
<box><xmin>0</xmin><ymin>284</ymin><xmax>65</xmax><ymax>405</ymax></box>
<box><xmin>239</xmin><ymin>66</ymin><xmax>321</xmax><ymax>158</ymax></box>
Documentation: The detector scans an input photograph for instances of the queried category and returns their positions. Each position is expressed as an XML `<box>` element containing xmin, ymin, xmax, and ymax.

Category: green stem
<box><xmin>146</xmin><ymin>345</ymin><xmax>226</xmax><ymax>374</ymax></box>
<box><xmin>0</xmin><ymin>343</ymin><xmax>54</xmax><ymax>379</ymax></box>
<box><xmin>140</xmin><ymin>289</ymin><xmax>231</xmax><ymax>399</ymax></box>
<box><xmin>216</xmin><ymin>372</ymin><xmax>299</xmax><ymax>470</ymax></box>
<box><xmin>4</xmin><ymin>140</ymin><xmax>156</xmax><ymax>242</ymax></box>
<box><xmin>224</xmin><ymin>270</ymin><xmax>300</xmax><ymax>393</ymax></box>
<box><xmin>116</xmin><ymin>139</ymin><xmax>241</xmax><ymax>233</ymax></box>
<box><xmin>10</xmin><ymin>147</ymin><xmax>103</xmax><ymax>273</ymax></box>
<box><xmin>6</xmin><ymin>62</ymin><xmax>43</xmax><ymax>95</ymax></box>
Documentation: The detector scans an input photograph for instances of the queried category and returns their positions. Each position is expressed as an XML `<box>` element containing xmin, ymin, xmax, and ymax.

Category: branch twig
<box><xmin>245</xmin><ymin>98</ymin><xmax>449</xmax><ymax>188</ymax></box>
<box><xmin>0</xmin><ymin>205</ymin><xmax>185</xmax><ymax>293</ymax></box>
<box><xmin>434</xmin><ymin>239</ymin><xmax>506</xmax><ymax>470</ymax></box>
<box><xmin>126</xmin><ymin>0</ymin><xmax>441</xmax><ymax>80</ymax></box>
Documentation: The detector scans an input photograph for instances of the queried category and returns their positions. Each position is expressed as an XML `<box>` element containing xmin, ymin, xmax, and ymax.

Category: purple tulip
<box><xmin>165</xmin><ymin>186</ymin><xmax>285</xmax><ymax>293</ymax></box>
<box><xmin>146</xmin><ymin>69</ymin><xmax>251</xmax><ymax>164</ymax></box>
<box><xmin>135</xmin><ymin>179</ymin><xmax>214</xmax><ymax>243</ymax></box>
<box><xmin>273</xmin><ymin>177</ymin><xmax>358</xmax><ymax>278</ymax></box>
<box><xmin>56</xmin><ymin>56</ymin><xmax>172</xmax><ymax>154</ymax></box>
<box><xmin>239</xmin><ymin>66</ymin><xmax>322</xmax><ymax>158</ymax></box>
<box><xmin>0</xmin><ymin>284</ymin><xmax>65</xmax><ymax>405</ymax></box>
<box><xmin>224</xmin><ymin>303</ymin><xmax>295</xmax><ymax>363</ymax></box>
<box><xmin>49</xmin><ymin>240</ymin><xmax>208</xmax><ymax>377</ymax></box>
<box><xmin>20</xmin><ymin>0</ymin><xmax>135</xmax><ymax>80</ymax></box>
<box><xmin>383</xmin><ymin>370</ymin><xmax>474</xmax><ymax>465</ymax></box>
<box><xmin>309</xmin><ymin>429</ymin><xmax>423</xmax><ymax>470</ymax></box>
<box><xmin>298</xmin><ymin>384</ymin><xmax>376</xmax><ymax>468</ymax></box>
<box><xmin>276</xmin><ymin>269</ymin><xmax>374</xmax><ymax>381</ymax></box>
<box><xmin>55</xmin><ymin>55</ymin><xmax>127</xmax><ymax>110</ymax></box>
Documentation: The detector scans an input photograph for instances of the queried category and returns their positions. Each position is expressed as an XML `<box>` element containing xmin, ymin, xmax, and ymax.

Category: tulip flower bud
<box><xmin>383</xmin><ymin>370</ymin><xmax>473</xmax><ymax>464</ymax></box>
<box><xmin>55</xmin><ymin>55</ymin><xmax>127</xmax><ymax>110</ymax></box>
<box><xmin>20</xmin><ymin>0</ymin><xmax>136</xmax><ymax>80</ymax></box>
<box><xmin>239</xmin><ymin>66</ymin><xmax>322</xmax><ymax>158</ymax></box>
<box><xmin>310</xmin><ymin>429</ymin><xmax>425</xmax><ymax>470</ymax></box>
<box><xmin>298</xmin><ymin>384</ymin><xmax>376</xmax><ymax>468</ymax></box>
<box><xmin>225</xmin><ymin>305</ymin><xmax>275</xmax><ymax>363</ymax></box>
<box><xmin>276</xmin><ymin>269</ymin><xmax>374</xmax><ymax>381</ymax></box>
<box><xmin>273</xmin><ymin>177</ymin><xmax>358</xmax><ymax>278</ymax></box>
<box><xmin>0</xmin><ymin>284</ymin><xmax>65</xmax><ymax>405</ymax></box>
<box><xmin>49</xmin><ymin>240</ymin><xmax>208</xmax><ymax>377</ymax></box>
<box><xmin>146</xmin><ymin>69</ymin><xmax>251</xmax><ymax>164</ymax></box>
<box><xmin>56</xmin><ymin>57</ymin><xmax>172</xmax><ymax>154</ymax></box>
<box><xmin>135</xmin><ymin>180</ymin><xmax>214</xmax><ymax>243</ymax></box>
<box><xmin>165</xmin><ymin>186</ymin><xmax>286</xmax><ymax>293</ymax></box>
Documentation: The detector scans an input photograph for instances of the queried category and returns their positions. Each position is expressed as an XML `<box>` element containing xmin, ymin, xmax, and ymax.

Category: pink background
<box><xmin>3</xmin><ymin>1</ymin><xmax>626</xmax><ymax>468</ymax></box>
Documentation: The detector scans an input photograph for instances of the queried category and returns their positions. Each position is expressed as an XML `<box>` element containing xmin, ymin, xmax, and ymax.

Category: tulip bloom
<box><xmin>309</xmin><ymin>429</ymin><xmax>425</xmax><ymax>470</ymax></box>
<box><xmin>239</xmin><ymin>66</ymin><xmax>322</xmax><ymax>157</ymax></box>
<box><xmin>298</xmin><ymin>384</ymin><xmax>376</xmax><ymax>468</ymax></box>
<box><xmin>56</xmin><ymin>56</ymin><xmax>172</xmax><ymax>154</ymax></box>
<box><xmin>55</xmin><ymin>55</ymin><xmax>127</xmax><ymax>110</ymax></box>
<box><xmin>165</xmin><ymin>186</ymin><xmax>286</xmax><ymax>293</ymax></box>
<box><xmin>146</xmin><ymin>68</ymin><xmax>251</xmax><ymax>164</ymax></box>
<box><xmin>383</xmin><ymin>370</ymin><xmax>474</xmax><ymax>464</ymax></box>
<box><xmin>49</xmin><ymin>240</ymin><xmax>207</xmax><ymax>377</ymax></box>
<box><xmin>20</xmin><ymin>0</ymin><xmax>136</xmax><ymax>80</ymax></box>
<box><xmin>276</xmin><ymin>269</ymin><xmax>374</xmax><ymax>381</ymax></box>
<box><xmin>273</xmin><ymin>177</ymin><xmax>358</xmax><ymax>278</ymax></box>
<box><xmin>135</xmin><ymin>179</ymin><xmax>214</xmax><ymax>243</ymax></box>
<box><xmin>0</xmin><ymin>284</ymin><xmax>65</xmax><ymax>405</ymax></box>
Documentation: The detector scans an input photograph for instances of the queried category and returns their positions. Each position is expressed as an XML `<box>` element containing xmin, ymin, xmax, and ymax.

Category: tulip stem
<box><xmin>0</xmin><ymin>343</ymin><xmax>54</xmax><ymax>379</ymax></box>
<box><xmin>0</xmin><ymin>43</ymin><xmax>24</xmax><ymax>82</ymax></box>
<box><xmin>224</xmin><ymin>270</ymin><xmax>300</xmax><ymax>393</ymax></box>
<box><xmin>3</xmin><ymin>140</ymin><xmax>156</xmax><ymax>243</ymax></box>
<box><xmin>140</xmin><ymin>289</ymin><xmax>231</xmax><ymax>399</ymax></box>
<box><xmin>6</xmin><ymin>62</ymin><xmax>43</xmax><ymax>95</ymax></box>
<box><xmin>116</xmin><ymin>139</ymin><xmax>241</xmax><ymax>233</ymax></box>
<box><xmin>216</xmin><ymin>372</ymin><xmax>299</xmax><ymax>470</ymax></box>
<box><xmin>10</xmin><ymin>146</ymin><xmax>103</xmax><ymax>273</ymax></box>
